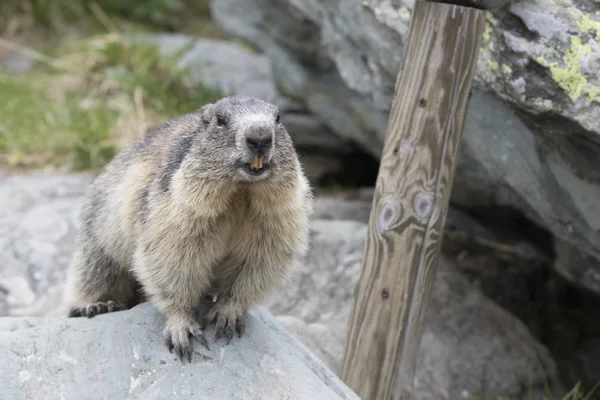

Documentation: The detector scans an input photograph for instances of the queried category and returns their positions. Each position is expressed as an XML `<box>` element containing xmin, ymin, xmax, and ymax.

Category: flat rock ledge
<box><xmin>0</xmin><ymin>302</ymin><xmax>359</xmax><ymax>400</ymax></box>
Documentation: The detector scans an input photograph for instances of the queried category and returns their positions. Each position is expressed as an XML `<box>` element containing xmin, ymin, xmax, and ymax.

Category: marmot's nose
<box><xmin>245</xmin><ymin>131</ymin><xmax>273</xmax><ymax>154</ymax></box>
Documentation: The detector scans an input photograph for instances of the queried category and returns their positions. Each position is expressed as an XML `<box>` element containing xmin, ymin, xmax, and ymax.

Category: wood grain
<box><xmin>425</xmin><ymin>0</ymin><xmax>511</xmax><ymax>10</ymax></box>
<box><xmin>338</xmin><ymin>2</ymin><xmax>486</xmax><ymax>400</ymax></box>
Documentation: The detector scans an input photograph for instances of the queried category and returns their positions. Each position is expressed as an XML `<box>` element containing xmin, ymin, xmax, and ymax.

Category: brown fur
<box><xmin>65</xmin><ymin>96</ymin><xmax>313</xmax><ymax>362</ymax></box>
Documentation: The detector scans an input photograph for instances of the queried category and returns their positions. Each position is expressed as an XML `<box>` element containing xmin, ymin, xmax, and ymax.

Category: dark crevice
<box><xmin>494</xmin><ymin>9</ymin><xmax>541</xmax><ymax>42</ymax></box>
<box><xmin>515</xmin><ymin>110</ymin><xmax>600</xmax><ymax>183</ymax></box>
<box><xmin>442</xmin><ymin>203</ymin><xmax>600</xmax><ymax>393</ymax></box>
<box><xmin>300</xmin><ymin>145</ymin><xmax>380</xmax><ymax>188</ymax></box>
<box><xmin>570</xmin><ymin>0</ymin><xmax>600</xmax><ymax>13</ymax></box>
<box><xmin>522</xmin><ymin>63</ymin><xmax>568</xmax><ymax>102</ymax></box>
<box><xmin>458</xmin><ymin>204</ymin><xmax>556</xmax><ymax>256</ymax></box>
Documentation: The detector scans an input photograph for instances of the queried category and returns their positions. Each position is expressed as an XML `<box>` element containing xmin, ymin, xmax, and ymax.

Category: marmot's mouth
<box><xmin>249</xmin><ymin>155</ymin><xmax>265</xmax><ymax>172</ymax></box>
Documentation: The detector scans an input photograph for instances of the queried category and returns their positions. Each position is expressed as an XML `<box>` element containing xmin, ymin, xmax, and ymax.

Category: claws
<box><xmin>68</xmin><ymin>307</ymin><xmax>84</xmax><ymax>317</ymax></box>
<box><xmin>203</xmin><ymin>304</ymin><xmax>246</xmax><ymax>345</ymax></box>
<box><xmin>213</xmin><ymin>314</ymin><xmax>227</xmax><ymax>340</ymax></box>
<box><xmin>67</xmin><ymin>300</ymin><xmax>125</xmax><ymax>318</ymax></box>
<box><xmin>161</xmin><ymin>300</ymin><xmax>247</xmax><ymax>363</ymax></box>
<box><xmin>85</xmin><ymin>303</ymin><xmax>98</xmax><ymax>317</ymax></box>
<box><xmin>173</xmin><ymin>341</ymin><xmax>191</xmax><ymax>363</ymax></box>
<box><xmin>164</xmin><ymin>334</ymin><xmax>174</xmax><ymax>353</ymax></box>
<box><xmin>235</xmin><ymin>315</ymin><xmax>245</xmax><ymax>338</ymax></box>
<box><xmin>163</xmin><ymin>319</ymin><xmax>210</xmax><ymax>363</ymax></box>
<box><xmin>224</xmin><ymin>322</ymin><xmax>235</xmax><ymax>344</ymax></box>
<box><xmin>190</xmin><ymin>327</ymin><xmax>210</xmax><ymax>351</ymax></box>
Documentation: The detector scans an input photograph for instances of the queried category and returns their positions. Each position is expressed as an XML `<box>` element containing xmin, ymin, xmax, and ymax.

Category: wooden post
<box><xmin>339</xmin><ymin>1</ymin><xmax>487</xmax><ymax>399</ymax></box>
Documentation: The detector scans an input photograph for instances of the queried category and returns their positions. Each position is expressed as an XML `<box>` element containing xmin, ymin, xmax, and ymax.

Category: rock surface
<box><xmin>0</xmin><ymin>172</ymin><xmax>92</xmax><ymax>317</ymax></box>
<box><xmin>0</xmin><ymin>172</ymin><xmax>564</xmax><ymax>399</ymax></box>
<box><xmin>0</xmin><ymin>50</ymin><xmax>32</xmax><ymax>74</ymax></box>
<box><xmin>0</xmin><ymin>301</ymin><xmax>359</xmax><ymax>400</ymax></box>
<box><xmin>265</xmin><ymin>220</ymin><xmax>564</xmax><ymax>400</ymax></box>
<box><xmin>209</xmin><ymin>0</ymin><xmax>600</xmax><ymax>296</ymax></box>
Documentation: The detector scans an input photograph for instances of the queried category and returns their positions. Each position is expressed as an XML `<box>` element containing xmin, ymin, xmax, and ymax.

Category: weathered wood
<box><xmin>338</xmin><ymin>2</ymin><xmax>486</xmax><ymax>400</ymax></box>
<box><xmin>426</xmin><ymin>0</ymin><xmax>511</xmax><ymax>10</ymax></box>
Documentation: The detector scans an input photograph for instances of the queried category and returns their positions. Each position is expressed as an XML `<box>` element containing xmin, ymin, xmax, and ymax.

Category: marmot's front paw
<box><xmin>203</xmin><ymin>300</ymin><xmax>246</xmax><ymax>344</ymax></box>
<box><xmin>163</xmin><ymin>315</ymin><xmax>209</xmax><ymax>363</ymax></box>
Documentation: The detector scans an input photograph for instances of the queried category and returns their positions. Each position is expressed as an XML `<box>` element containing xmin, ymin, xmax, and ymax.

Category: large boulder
<box><xmin>0</xmin><ymin>301</ymin><xmax>359</xmax><ymax>400</ymax></box>
<box><xmin>209</xmin><ymin>0</ymin><xmax>600</xmax><ymax>296</ymax></box>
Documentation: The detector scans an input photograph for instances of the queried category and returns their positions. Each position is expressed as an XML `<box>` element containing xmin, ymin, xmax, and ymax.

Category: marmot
<box><xmin>65</xmin><ymin>96</ymin><xmax>313</xmax><ymax>362</ymax></box>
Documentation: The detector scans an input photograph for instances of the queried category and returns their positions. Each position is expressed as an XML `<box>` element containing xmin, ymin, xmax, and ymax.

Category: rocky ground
<box><xmin>0</xmin><ymin>171</ymin><xmax>567</xmax><ymax>399</ymax></box>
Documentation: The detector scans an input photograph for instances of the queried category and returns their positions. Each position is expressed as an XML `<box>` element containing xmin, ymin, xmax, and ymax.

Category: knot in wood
<box><xmin>381</xmin><ymin>288</ymin><xmax>390</xmax><ymax>298</ymax></box>
<box><xmin>378</xmin><ymin>197</ymin><xmax>400</xmax><ymax>233</ymax></box>
<box><xmin>414</xmin><ymin>192</ymin><xmax>434</xmax><ymax>219</ymax></box>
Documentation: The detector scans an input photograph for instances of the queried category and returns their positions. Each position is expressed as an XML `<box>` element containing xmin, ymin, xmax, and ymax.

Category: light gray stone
<box><xmin>265</xmin><ymin>219</ymin><xmax>565</xmax><ymax>399</ymax></box>
<box><xmin>311</xmin><ymin>195</ymin><xmax>373</xmax><ymax>223</ymax></box>
<box><xmin>0</xmin><ymin>51</ymin><xmax>32</xmax><ymax>73</ymax></box>
<box><xmin>0</xmin><ymin>301</ymin><xmax>359</xmax><ymax>400</ymax></box>
<box><xmin>275</xmin><ymin>315</ymin><xmax>344</xmax><ymax>372</ymax></box>
<box><xmin>209</xmin><ymin>0</ymin><xmax>600</xmax><ymax>296</ymax></box>
<box><xmin>133</xmin><ymin>33</ymin><xmax>278</xmax><ymax>102</ymax></box>
<box><xmin>0</xmin><ymin>172</ymin><xmax>94</xmax><ymax>317</ymax></box>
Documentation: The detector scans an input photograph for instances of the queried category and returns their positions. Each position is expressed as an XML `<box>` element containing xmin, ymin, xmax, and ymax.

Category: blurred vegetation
<box><xmin>0</xmin><ymin>0</ymin><xmax>223</xmax><ymax>171</ymax></box>
<box><xmin>0</xmin><ymin>0</ymin><xmax>220</xmax><ymax>41</ymax></box>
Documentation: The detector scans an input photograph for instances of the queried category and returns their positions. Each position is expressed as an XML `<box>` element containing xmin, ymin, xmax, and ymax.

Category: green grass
<box><xmin>555</xmin><ymin>382</ymin><xmax>600</xmax><ymax>400</ymax></box>
<box><xmin>0</xmin><ymin>74</ymin><xmax>116</xmax><ymax>170</ymax></box>
<box><xmin>0</xmin><ymin>33</ymin><xmax>222</xmax><ymax>170</ymax></box>
<box><xmin>0</xmin><ymin>0</ymin><xmax>221</xmax><ymax>41</ymax></box>
<box><xmin>0</xmin><ymin>0</ymin><xmax>224</xmax><ymax>171</ymax></box>
<box><xmin>468</xmin><ymin>380</ymin><xmax>600</xmax><ymax>400</ymax></box>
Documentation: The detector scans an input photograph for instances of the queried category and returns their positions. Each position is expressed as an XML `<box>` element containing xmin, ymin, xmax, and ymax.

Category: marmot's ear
<box><xmin>200</xmin><ymin>103</ymin><xmax>214</xmax><ymax>126</ymax></box>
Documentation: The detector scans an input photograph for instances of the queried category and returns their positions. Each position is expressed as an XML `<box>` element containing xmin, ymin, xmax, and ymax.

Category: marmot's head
<box><xmin>194</xmin><ymin>96</ymin><xmax>298</xmax><ymax>183</ymax></box>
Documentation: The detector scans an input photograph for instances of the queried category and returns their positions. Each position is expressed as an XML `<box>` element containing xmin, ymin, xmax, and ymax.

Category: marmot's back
<box><xmin>77</xmin><ymin>112</ymin><xmax>201</xmax><ymax>267</ymax></box>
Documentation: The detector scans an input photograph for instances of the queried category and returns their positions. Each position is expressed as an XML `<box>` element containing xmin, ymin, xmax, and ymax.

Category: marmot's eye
<box><xmin>216</xmin><ymin>113</ymin><xmax>226</xmax><ymax>127</ymax></box>
<box><xmin>275</xmin><ymin>112</ymin><xmax>280</xmax><ymax>124</ymax></box>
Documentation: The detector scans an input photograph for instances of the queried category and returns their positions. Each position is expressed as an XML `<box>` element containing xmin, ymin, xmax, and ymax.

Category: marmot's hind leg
<box><xmin>66</xmin><ymin>247</ymin><xmax>143</xmax><ymax>318</ymax></box>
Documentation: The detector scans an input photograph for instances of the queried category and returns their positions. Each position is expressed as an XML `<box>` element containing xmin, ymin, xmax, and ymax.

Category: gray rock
<box><xmin>209</xmin><ymin>0</ymin><xmax>600</xmax><ymax>296</ymax></box>
<box><xmin>0</xmin><ymin>301</ymin><xmax>359</xmax><ymax>400</ymax></box>
<box><xmin>0</xmin><ymin>172</ymin><xmax>94</xmax><ymax>317</ymax></box>
<box><xmin>275</xmin><ymin>315</ymin><xmax>344</xmax><ymax>372</ymax></box>
<box><xmin>0</xmin><ymin>50</ymin><xmax>32</xmax><ymax>73</ymax></box>
<box><xmin>311</xmin><ymin>194</ymin><xmax>373</xmax><ymax>223</ymax></box>
<box><xmin>132</xmin><ymin>33</ymin><xmax>278</xmax><ymax>102</ymax></box>
<box><xmin>264</xmin><ymin>219</ymin><xmax>564</xmax><ymax>400</ymax></box>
